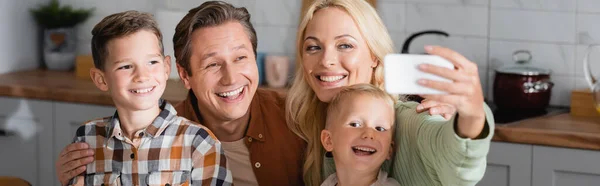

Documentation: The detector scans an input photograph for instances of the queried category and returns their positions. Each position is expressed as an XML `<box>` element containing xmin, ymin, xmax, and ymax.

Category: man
<box><xmin>55</xmin><ymin>1</ymin><xmax>305</xmax><ymax>186</ymax></box>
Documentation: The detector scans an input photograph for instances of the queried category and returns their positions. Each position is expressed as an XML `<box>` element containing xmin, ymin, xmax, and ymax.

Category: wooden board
<box><xmin>570</xmin><ymin>89</ymin><xmax>600</xmax><ymax>118</ymax></box>
<box><xmin>494</xmin><ymin>113</ymin><xmax>600</xmax><ymax>150</ymax></box>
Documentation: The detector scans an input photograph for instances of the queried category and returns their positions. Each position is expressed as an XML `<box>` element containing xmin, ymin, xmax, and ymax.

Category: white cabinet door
<box><xmin>532</xmin><ymin>145</ymin><xmax>600</xmax><ymax>186</ymax></box>
<box><xmin>477</xmin><ymin>142</ymin><xmax>533</xmax><ymax>186</ymax></box>
<box><xmin>0</xmin><ymin>97</ymin><xmax>52</xmax><ymax>186</ymax></box>
<box><xmin>53</xmin><ymin>102</ymin><xmax>114</xmax><ymax>186</ymax></box>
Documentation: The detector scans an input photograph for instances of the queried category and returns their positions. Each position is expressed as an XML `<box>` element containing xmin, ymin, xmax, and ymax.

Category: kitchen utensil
<box><xmin>582</xmin><ymin>44</ymin><xmax>600</xmax><ymax>113</ymax></box>
<box><xmin>493</xmin><ymin>50</ymin><xmax>554</xmax><ymax>111</ymax></box>
<box><xmin>401</xmin><ymin>30</ymin><xmax>449</xmax><ymax>54</ymax></box>
<box><xmin>265</xmin><ymin>55</ymin><xmax>289</xmax><ymax>88</ymax></box>
<box><xmin>401</xmin><ymin>30</ymin><xmax>449</xmax><ymax>102</ymax></box>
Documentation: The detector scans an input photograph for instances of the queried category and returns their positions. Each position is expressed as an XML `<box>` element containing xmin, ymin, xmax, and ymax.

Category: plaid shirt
<box><xmin>69</xmin><ymin>100</ymin><xmax>232</xmax><ymax>186</ymax></box>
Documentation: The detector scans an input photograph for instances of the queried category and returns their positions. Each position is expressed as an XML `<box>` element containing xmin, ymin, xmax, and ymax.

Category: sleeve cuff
<box><xmin>448</xmin><ymin>102</ymin><xmax>495</xmax><ymax>157</ymax></box>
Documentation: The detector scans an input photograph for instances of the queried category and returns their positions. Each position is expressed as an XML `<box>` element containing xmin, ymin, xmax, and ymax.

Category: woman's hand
<box><xmin>417</xmin><ymin>45</ymin><xmax>486</xmax><ymax>139</ymax></box>
<box><xmin>55</xmin><ymin>142</ymin><xmax>94</xmax><ymax>186</ymax></box>
<box><xmin>416</xmin><ymin>98</ymin><xmax>456</xmax><ymax>120</ymax></box>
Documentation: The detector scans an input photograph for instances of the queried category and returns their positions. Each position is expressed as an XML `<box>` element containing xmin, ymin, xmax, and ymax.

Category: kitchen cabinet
<box><xmin>0</xmin><ymin>97</ymin><xmax>52</xmax><ymax>186</ymax></box>
<box><xmin>479</xmin><ymin>142</ymin><xmax>600</xmax><ymax>186</ymax></box>
<box><xmin>532</xmin><ymin>145</ymin><xmax>600</xmax><ymax>186</ymax></box>
<box><xmin>0</xmin><ymin>97</ymin><xmax>114</xmax><ymax>186</ymax></box>
<box><xmin>53</xmin><ymin>102</ymin><xmax>114</xmax><ymax>185</ymax></box>
<box><xmin>478</xmin><ymin>142</ymin><xmax>533</xmax><ymax>186</ymax></box>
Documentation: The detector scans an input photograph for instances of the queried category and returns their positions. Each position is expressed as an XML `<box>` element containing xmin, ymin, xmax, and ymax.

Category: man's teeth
<box><xmin>217</xmin><ymin>87</ymin><xmax>244</xmax><ymax>97</ymax></box>
<box><xmin>353</xmin><ymin>146</ymin><xmax>376</xmax><ymax>152</ymax></box>
<box><xmin>131</xmin><ymin>87</ymin><xmax>153</xmax><ymax>93</ymax></box>
<box><xmin>319</xmin><ymin>75</ymin><xmax>344</xmax><ymax>82</ymax></box>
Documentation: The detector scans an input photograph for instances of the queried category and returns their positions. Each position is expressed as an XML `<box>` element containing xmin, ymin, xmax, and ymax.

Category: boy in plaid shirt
<box><xmin>70</xmin><ymin>10</ymin><xmax>232</xmax><ymax>186</ymax></box>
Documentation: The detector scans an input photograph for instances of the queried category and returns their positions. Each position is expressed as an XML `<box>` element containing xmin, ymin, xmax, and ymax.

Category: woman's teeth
<box><xmin>319</xmin><ymin>75</ymin><xmax>345</xmax><ymax>82</ymax></box>
<box><xmin>130</xmin><ymin>87</ymin><xmax>153</xmax><ymax>94</ymax></box>
<box><xmin>217</xmin><ymin>87</ymin><xmax>244</xmax><ymax>97</ymax></box>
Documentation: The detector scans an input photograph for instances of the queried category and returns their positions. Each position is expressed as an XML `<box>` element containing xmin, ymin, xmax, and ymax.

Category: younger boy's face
<box><xmin>91</xmin><ymin>30</ymin><xmax>170</xmax><ymax>111</ymax></box>
<box><xmin>321</xmin><ymin>94</ymin><xmax>394</xmax><ymax>172</ymax></box>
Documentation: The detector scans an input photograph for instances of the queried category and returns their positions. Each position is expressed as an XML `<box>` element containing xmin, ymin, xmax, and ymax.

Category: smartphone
<box><xmin>383</xmin><ymin>54</ymin><xmax>454</xmax><ymax>95</ymax></box>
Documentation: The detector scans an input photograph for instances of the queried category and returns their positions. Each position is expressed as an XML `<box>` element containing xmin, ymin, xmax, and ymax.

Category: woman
<box><xmin>285</xmin><ymin>0</ymin><xmax>494</xmax><ymax>185</ymax></box>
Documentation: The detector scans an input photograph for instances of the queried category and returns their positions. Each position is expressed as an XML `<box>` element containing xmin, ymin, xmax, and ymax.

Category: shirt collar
<box><xmin>183</xmin><ymin>89</ymin><xmax>266</xmax><ymax>142</ymax></box>
<box><xmin>105</xmin><ymin>99</ymin><xmax>177</xmax><ymax>141</ymax></box>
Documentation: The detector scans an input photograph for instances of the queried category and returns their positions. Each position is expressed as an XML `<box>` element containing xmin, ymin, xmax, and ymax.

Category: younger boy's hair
<box><xmin>91</xmin><ymin>10</ymin><xmax>164</xmax><ymax>70</ymax></box>
<box><xmin>326</xmin><ymin>84</ymin><xmax>397</xmax><ymax>129</ymax></box>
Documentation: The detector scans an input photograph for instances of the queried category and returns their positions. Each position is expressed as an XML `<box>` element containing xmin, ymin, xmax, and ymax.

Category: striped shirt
<box><xmin>69</xmin><ymin>100</ymin><xmax>232</xmax><ymax>186</ymax></box>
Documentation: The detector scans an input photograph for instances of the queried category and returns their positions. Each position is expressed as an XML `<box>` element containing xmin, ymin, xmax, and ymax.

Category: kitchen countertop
<box><xmin>2</xmin><ymin>70</ymin><xmax>600</xmax><ymax>150</ymax></box>
<box><xmin>0</xmin><ymin>70</ymin><xmax>188</xmax><ymax>106</ymax></box>
<box><xmin>0</xmin><ymin>70</ymin><xmax>284</xmax><ymax>106</ymax></box>
<box><xmin>494</xmin><ymin>113</ymin><xmax>600</xmax><ymax>150</ymax></box>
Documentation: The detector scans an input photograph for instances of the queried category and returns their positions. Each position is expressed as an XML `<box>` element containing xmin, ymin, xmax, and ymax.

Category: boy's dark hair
<box><xmin>173</xmin><ymin>1</ymin><xmax>257</xmax><ymax>75</ymax></box>
<box><xmin>91</xmin><ymin>10</ymin><xmax>163</xmax><ymax>70</ymax></box>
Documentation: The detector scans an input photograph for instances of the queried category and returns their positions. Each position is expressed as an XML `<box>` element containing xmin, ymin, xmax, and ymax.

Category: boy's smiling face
<box><xmin>91</xmin><ymin>30</ymin><xmax>170</xmax><ymax>111</ymax></box>
<box><xmin>322</xmin><ymin>93</ymin><xmax>394</xmax><ymax>172</ymax></box>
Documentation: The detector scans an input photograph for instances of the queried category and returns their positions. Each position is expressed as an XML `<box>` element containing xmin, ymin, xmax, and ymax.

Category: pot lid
<box><xmin>496</xmin><ymin>50</ymin><xmax>551</xmax><ymax>76</ymax></box>
<box><xmin>496</xmin><ymin>66</ymin><xmax>551</xmax><ymax>75</ymax></box>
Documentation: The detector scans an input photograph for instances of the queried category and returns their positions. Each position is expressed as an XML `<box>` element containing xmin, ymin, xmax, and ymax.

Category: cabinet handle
<box><xmin>0</xmin><ymin>129</ymin><xmax>15</xmax><ymax>137</ymax></box>
<box><xmin>0</xmin><ymin>115</ymin><xmax>12</xmax><ymax>136</ymax></box>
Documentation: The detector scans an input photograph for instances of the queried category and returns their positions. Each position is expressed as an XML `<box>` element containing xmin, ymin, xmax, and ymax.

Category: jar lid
<box><xmin>495</xmin><ymin>50</ymin><xmax>551</xmax><ymax>76</ymax></box>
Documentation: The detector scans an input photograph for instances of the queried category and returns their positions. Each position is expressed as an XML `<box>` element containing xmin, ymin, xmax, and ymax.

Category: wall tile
<box><xmin>489</xmin><ymin>40</ymin><xmax>575</xmax><ymax>76</ymax></box>
<box><xmin>577</xmin><ymin>0</ymin><xmax>600</xmax><ymax>13</ymax></box>
<box><xmin>0</xmin><ymin>0</ymin><xmax>45</xmax><ymax>74</ymax></box>
<box><xmin>378</xmin><ymin>1</ymin><xmax>406</xmax><ymax>32</ymax></box>
<box><xmin>255</xmin><ymin>25</ymin><xmax>297</xmax><ymax>55</ymax></box>
<box><xmin>490</xmin><ymin>9</ymin><xmax>576</xmax><ymax>43</ymax></box>
<box><xmin>491</xmin><ymin>0</ymin><xmax>575</xmax><ymax>12</ymax></box>
<box><xmin>164</xmin><ymin>0</ymin><xmax>210</xmax><ymax>11</ymax></box>
<box><xmin>549</xmin><ymin>76</ymin><xmax>575</xmax><ymax>106</ymax></box>
<box><xmin>575</xmin><ymin>77</ymin><xmax>591</xmax><ymax>91</ymax></box>
<box><xmin>388</xmin><ymin>31</ymin><xmax>407</xmax><ymax>53</ymax></box>
<box><xmin>577</xmin><ymin>13</ymin><xmax>600</xmax><ymax>45</ymax></box>
<box><xmin>405</xmin><ymin>0</ymin><xmax>488</xmax><ymax>6</ymax></box>
<box><xmin>253</xmin><ymin>0</ymin><xmax>301</xmax><ymax>26</ymax></box>
<box><xmin>406</xmin><ymin>4</ymin><xmax>488</xmax><ymax>37</ymax></box>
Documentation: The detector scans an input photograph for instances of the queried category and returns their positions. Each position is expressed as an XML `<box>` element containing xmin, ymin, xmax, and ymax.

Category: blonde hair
<box><xmin>325</xmin><ymin>83</ymin><xmax>396</xmax><ymax>129</ymax></box>
<box><xmin>285</xmin><ymin>0</ymin><xmax>396</xmax><ymax>185</ymax></box>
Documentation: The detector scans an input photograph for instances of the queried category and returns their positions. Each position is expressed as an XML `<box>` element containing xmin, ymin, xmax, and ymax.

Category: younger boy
<box><xmin>320</xmin><ymin>84</ymin><xmax>400</xmax><ymax>186</ymax></box>
<box><xmin>70</xmin><ymin>10</ymin><xmax>232</xmax><ymax>186</ymax></box>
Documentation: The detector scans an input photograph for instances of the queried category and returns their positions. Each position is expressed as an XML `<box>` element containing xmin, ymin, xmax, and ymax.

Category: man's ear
<box><xmin>90</xmin><ymin>68</ymin><xmax>109</xmax><ymax>91</ymax></box>
<box><xmin>164</xmin><ymin>55</ymin><xmax>172</xmax><ymax>78</ymax></box>
<box><xmin>321</xmin><ymin>129</ymin><xmax>334</xmax><ymax>152</ymax></box>
<box><xmin>177</xmin><ymin>63</ymin><xmax>191</xmax><ymax>90</ymax></box>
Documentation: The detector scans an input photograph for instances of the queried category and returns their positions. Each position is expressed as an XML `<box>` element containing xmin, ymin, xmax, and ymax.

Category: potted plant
<box><xmin>30</xmin><ymin>0</ymin><xmax>93</xmax><ymax>70</ymax></box>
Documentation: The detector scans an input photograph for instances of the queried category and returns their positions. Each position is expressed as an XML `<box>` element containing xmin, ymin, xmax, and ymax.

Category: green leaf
<box><xmin>30</xmin><ymin>0</ymin><xmax>95</xmax><ymax>29</ymax></box>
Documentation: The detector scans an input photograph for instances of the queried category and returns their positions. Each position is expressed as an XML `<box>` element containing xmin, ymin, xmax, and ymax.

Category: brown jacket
<box><xmin>175</xmin><ymin>88</ymin><xmax>306</xmax><ymax>186</ymax></box>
